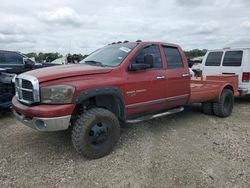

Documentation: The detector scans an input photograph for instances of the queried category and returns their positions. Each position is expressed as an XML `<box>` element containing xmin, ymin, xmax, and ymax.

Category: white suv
<box><xmin>201</xmin><ymin>48</ymin><xmax>250</xmax><ymax>96</ymax></box>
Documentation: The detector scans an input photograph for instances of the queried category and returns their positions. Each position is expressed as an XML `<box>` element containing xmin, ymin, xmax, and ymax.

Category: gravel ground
<box><xmin>0</xmin><ymin>98</ymin><xmax>250</xmax><ymax>188</ymax></box>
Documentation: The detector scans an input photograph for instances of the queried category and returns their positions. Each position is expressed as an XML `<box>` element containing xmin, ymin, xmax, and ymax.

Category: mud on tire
<box><xmin>71</xmin><ymin>108</ymin><xmax>120</xmax><ymax>159</ymax></box>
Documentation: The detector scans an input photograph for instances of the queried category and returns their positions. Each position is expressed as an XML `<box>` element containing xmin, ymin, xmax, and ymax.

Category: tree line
<box><xmin>24</xmin><ymin>49</ymin><xmax>207</xmax><ymax>63</ymax></box>
<box><xmin>24</xmin><ymin>52</ymin><xmax>88</xmax><ymax>63</ymax></box>
<box><xmin>184</xmin><ymin>49</ymin><xmax>207</xmax><ymax>59</ymax></box>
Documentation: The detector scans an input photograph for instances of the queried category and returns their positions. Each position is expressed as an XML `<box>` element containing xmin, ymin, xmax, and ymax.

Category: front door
<box><xmin>123</xmin><ymin>44</ymin><xmax>167</xmax><ymax>117</ymax></box>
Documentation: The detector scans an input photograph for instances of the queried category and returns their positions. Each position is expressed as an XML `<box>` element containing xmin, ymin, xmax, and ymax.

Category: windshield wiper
<box><xmin>84</xmin><ymin>60</ymin><xmax>106</xmax><ymax>67</ymax></box>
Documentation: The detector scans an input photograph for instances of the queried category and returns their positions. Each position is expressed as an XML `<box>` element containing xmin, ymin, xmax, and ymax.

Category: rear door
<box><xmin>162</xmin><ymin>46</ymin><xmax>190</xmax><ymax>108</ymax></box>
<box><xmin>202</xmin><ymin>51</ymin><xmax>224</xmax><ymax>76</ymax></box>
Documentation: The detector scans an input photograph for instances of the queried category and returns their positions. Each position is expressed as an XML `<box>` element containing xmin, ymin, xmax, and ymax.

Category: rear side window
<box><xmin>223</xmin><ymin>51</ymin><xmax>243</xmax><ymax>67</ymax></box>
<box><xmin>205</xmin><ymin>52</ymin><xmax>223</xmax><ymax>66</ymax></box>
<box><xmin>163</xmin><ymin>46</ymin><xmax>183</xmax><ymax>69</ymax></box>
<box><xmin>4</xmin><ymin>52</ymin><xmax>23</xmax><ymax>65</ymax></box>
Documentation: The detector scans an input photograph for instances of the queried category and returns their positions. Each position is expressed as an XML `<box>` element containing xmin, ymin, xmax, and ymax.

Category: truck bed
<box><xmin>188</xmin><ymin>75</ymin><xmax>239</xmax><ymax>104</ymax></box>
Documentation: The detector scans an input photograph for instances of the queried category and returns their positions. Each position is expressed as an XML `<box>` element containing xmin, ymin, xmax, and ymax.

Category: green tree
<box><xmin>67</xmin><ymin>54</ymin><xmax>88</xmax><ymax>63</ymax></box>
<box><xmin>24</xmin><ymin>52</ymin><xmax>88</xmax><ymax>63</ymax></box>
<box><xmin>24</xmin><ymin>52</ymin><xmax>63</xmax><ymax>62</ymax></box>
<box><xmin>184</xmin><ymin>49</ymin><xmax>207</xmax><ymax>59</ymax></box>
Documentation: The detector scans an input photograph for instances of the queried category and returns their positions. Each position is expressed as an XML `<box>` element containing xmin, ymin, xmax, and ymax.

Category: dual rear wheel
<box><xmin>202</xmin><ymin>89</ymin><xmax>234</xmax><ymax>117</ymax></box>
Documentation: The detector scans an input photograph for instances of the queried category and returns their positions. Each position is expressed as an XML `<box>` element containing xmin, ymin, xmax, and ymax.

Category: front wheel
<box><xmin>71</xmin><ymin>108</ymin><xmax>120</xmax><ymax>159</ymax></box>
<box><xmin>213</xmin><ymin>89</ymin><xmax>234</xmax><ymax>117</ymax></box>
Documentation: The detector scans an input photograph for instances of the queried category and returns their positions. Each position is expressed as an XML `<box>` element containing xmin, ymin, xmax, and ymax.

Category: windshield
<box><xmin>80</xmin><ymin>43</ymin><xmax>137</xmax><ymax>67</ymax></box>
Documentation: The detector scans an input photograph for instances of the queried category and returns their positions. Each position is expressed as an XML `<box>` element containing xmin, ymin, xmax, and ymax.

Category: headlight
<box><xmin>40</xmin><ymin>85</ymin><xmax>75</xmax><ymax>104</ymax></box>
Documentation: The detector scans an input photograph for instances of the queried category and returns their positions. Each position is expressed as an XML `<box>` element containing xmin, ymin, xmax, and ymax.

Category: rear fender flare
<box><xmin>217</xmin><ymin>84</ymin><xmax>234</xmax><ymax>102</ymax></box>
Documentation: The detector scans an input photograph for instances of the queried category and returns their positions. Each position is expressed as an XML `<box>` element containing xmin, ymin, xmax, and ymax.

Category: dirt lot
<box><xmin>0</xmin><ymin>98</ymin><xmax>250</xmax><ymax>188</ymax></box>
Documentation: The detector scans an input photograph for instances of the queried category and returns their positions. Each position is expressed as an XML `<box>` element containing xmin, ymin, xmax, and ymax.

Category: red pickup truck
<box><xmin>12</xmin><ymin>41</ymin><xmax>239</xmax><ymax>159</ymax></box>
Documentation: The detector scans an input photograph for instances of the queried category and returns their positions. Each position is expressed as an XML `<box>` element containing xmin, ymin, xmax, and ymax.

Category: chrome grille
<box><xmin>22</xmin><ymin>90</ymin><xmax>34</xmax><ymax>102</ymax></box>
<box><xmin>15</xmin><ymin>74</ymin><xmax>40</xmax><ymax>105</ymax></box>
<box><xmin>22</xmin><ymin>80</ymin><xmax>33</xmax><ymax>89</ymax></box>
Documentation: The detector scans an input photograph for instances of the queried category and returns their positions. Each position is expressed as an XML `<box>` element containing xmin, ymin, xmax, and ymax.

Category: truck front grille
<box><xmin>22</xmin><ymin>80</ymin><xmax>33</xmax><ymax>90</ymax></box>
<box><xmin>22</xmin><ymin>89</ymin><xmax>34</xmax><ymax>102</ymax></box>
<box><xmin>15</xmin><ymin>74</ymin><xmax>40</xmax><ymax>105</ymax></box>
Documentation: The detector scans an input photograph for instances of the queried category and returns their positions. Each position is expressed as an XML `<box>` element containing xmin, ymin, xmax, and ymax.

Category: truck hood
<box><xmin>26</xmin><ymin>64</ymin><xmax>113</xmax><ymax>82</ymax></box>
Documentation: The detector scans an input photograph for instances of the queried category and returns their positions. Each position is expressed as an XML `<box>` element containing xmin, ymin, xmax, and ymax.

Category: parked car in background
<box><xmin>0</xmin><ymin>68</ymin><xmax>15</xmax><ymax>110</ymax></box>
<box><xmin>0</xmin><ymin>50</ymin><xmax>59</xmax><ymax>110</ymax></box>
<box><xmin>201</xmin><ymin>48</ymin><xmax>250</xmax><ymax>96</ymax></box>
<box><xmin>189</xmin><ymin>68</ymin><xmax>195</xmax><ymax>77</ymax></box>
<box><xmin>188</xmin><ymin>56</ymin><xmax>203</xmax><ymax>68</ymax></box>
<box><xmin>0</xmin><ymin>50</ymin><xmax>58</xmax><ymax>74</ymax></box>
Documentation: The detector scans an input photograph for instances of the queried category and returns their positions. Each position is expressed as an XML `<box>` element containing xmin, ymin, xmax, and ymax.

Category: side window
<box><xmin>4</xmin><ymin>52</ymin><xmax>23</xmax><ymax>65</ymax></box>
<box><xmin>133</xmin><ymin>45</ymin><xmax>162</xmax><ymax>69</ymax></box>
<box><xmin>205</xmin><ymin>52</ymin><xmax>223</xmax><ymax>66</ymax></box>
<box><xmin>0</xmin><ymin>52</ymin><xmax>6</xmax><ymax>64</ymax></box>
<box><xmin>223</xmin><ymin>51</ymin><xmax>243</xmax><ymax>67</ymax></box>
<box><xmin>163</xmin><ymin>46</ymin><xmax>183</xmax><ymax>69</ymax></box>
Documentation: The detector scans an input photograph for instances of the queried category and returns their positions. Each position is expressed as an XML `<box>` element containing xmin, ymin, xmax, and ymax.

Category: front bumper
<box><xmin>12</xmin><ymin>97</ymin><xmax>74</xmax><ymax>131</ymax></box>
<box><xmin>13</xmin><ymin>110</ymin><xmax>71</xmax><ymax>131</ymax></box>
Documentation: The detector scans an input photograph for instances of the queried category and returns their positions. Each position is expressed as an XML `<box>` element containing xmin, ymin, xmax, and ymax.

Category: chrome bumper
<box><xmin>13</xmin><ymin>110</ymin><xmax>71</xmax><ymax>132</ymax></box>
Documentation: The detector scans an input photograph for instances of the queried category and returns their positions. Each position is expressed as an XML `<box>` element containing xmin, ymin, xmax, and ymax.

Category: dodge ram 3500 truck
<box><xmin>12</xmin><ymin>41</ymin><xmax>239</xmax><ymax>159</ymax></box>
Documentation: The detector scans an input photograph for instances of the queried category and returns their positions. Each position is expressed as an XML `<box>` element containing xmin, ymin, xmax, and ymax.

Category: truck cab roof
<box><xmin>110</xmin><ymin>41</ymin><xmax>181</xmax><ymax>48</ymax></box>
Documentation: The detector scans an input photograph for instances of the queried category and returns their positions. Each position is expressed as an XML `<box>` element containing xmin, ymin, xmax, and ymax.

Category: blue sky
<box><xmin>0</xmin><ymin>0</ymin><xmax>249</xmax><ymax>54</ymax></box>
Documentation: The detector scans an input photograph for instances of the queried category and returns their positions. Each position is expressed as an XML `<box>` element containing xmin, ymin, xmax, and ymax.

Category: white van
<box><xmin>201</xmin><ymin>48</ymin><xmax>250</xmax><ymax>96</ymax></box>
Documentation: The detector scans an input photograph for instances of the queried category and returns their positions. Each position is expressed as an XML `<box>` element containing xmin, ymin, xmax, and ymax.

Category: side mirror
<box><xmin>128</xmin><ymin>54</ymin><xmax>154</xmax><ymax>71</ymax></box>
<box><xmin>128</xmin><ymin>63</ymin><xmax>151</xmax><ymax>71</ymax></box>
<box><xmin>23</xmin><ymin>58</ymin><xmax>34</xmax><ymax>68</ymax></box>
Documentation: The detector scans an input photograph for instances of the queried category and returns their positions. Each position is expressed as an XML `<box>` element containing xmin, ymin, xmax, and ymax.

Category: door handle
<box><xmin>156</xmin><ymin>76</ymin><xmax>166</xmax><ymax>80</ymax></box>
<box><xmin>182</xmin><ymin>73</ymin><xmax>190</xmax><ymax>77</ymax></box>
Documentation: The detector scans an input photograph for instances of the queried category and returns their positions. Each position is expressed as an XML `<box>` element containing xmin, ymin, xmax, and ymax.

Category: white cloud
<box><xmin>242</xmin><ymin>21</ymin><xmax>250</xmax><ymax>29</ymax></box>
<box><xmin>38</xmin><ymin>7</ymin><xmax>82</xmax><ymax>26</ymax></box>
<box><xmin>0</xmin><ymin>0</ymin><xmax>249</xmax><ymax>53</ymax></box>
<box><xmin>227</xmin><ymin>37</ymin><xmax>250</xmax><ymax>47</ymax></box>
<box><xmin>176</xmin><ymin>0</ymin><xmax>206</xmax><ymax>6</ymax></box>
<box><xmin>195</xmin><ymin>22</ymin><xmax>220</xmax><ymax>34</ymax></box>
<box><xmin>0</xmin><ymin>34</ymin><xmax>35</xmax><ymax>44</ymax></box>
<box><xmin>0</xmin><ymin>13</ymin><xmax>37</xmax><ymax>35</ymax></box>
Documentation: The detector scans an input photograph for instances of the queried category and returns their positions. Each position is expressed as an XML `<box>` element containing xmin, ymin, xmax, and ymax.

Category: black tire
<box><xmin>213</xmin><ymin>89</ymin><xmax>234</xmax><ymax>117</ymax></box>
<box><xmin>202</xmin><ymin>102</ymin><xmax>214</xmax><ymax>115</ymax></box>
<box><xmin>72</xmin><ymin>108</ymin><xmax>120</xmax><ymax>159</ymax></box>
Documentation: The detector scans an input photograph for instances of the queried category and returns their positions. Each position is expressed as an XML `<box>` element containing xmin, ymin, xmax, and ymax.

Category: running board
<box><xmin>126</xmin><ymin>107</ymin><xmax>184</xmax><ymax>124</ymax></box>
